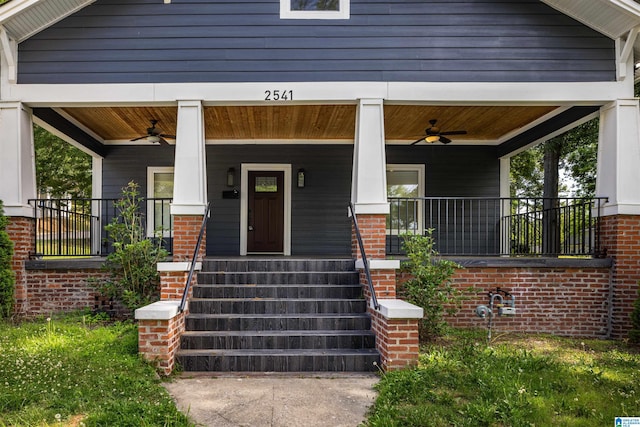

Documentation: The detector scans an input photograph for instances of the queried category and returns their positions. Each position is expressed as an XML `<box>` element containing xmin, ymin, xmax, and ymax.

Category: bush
<box><xmin>92</xmin><ymin>182</ymin><xmax>167</xmax><ymax>312</ymax></box>
<box><xmin>630</xmin><ymin>282</ymin><xmax>640</xmax><ymax>344</ymax></box>
<box><xmin>400</xmin><ymin>230</ymin><xmax>462</xmax><ymax>340</ymax></box>
<box><xmin>0</xmin><ymin>200</ymin><xmax>15</xmax><ymax>318</ymax></box>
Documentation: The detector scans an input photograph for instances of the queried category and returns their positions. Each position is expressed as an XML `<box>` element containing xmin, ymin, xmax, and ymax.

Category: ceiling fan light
<box><xmin>425</xmin><ymin>135</ymin><xmax>440</xmax><ymax>143</ymax></box>
<box><xmin>146</xmin><ymin>135</ymin><xmax>161</xmax><ymax>143</ymax></box>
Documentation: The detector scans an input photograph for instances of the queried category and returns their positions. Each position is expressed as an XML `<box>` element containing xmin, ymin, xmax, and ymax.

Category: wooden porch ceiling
<box><xmin>60</xmin><ymin>104</ymin><xmax>559</xmax><ymax>144</ymax></box>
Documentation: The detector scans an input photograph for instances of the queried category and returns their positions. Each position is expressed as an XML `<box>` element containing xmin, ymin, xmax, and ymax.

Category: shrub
<box><xmin>400</xmin><ymin>230</ymin><xmax>462</xmax><ymax>340</ymax></box>
<box><xmin>0</xmin><ymin>200</ymin><xmax>15</xmax><ymax>318</ymax></box>
<box><xmin>630</xmin><ymin>282</ymin><xmax>640</xmax><ymax>344</ymax></box>
<box><xmin>93</xmin><ymin>182</ymin><xmax>167</xmax><ymax>312</ymax></box>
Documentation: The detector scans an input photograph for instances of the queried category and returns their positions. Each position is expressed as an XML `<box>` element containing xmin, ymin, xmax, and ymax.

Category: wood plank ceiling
<box><xmin>60</xmin><ymin>104</ymin><xmax>558</xmax><ymax>144</ymax></box>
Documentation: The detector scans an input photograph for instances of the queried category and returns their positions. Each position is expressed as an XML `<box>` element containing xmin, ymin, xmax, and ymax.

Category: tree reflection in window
<box><xmin>291</xmin><ymin>0</ymin><xmax>339</xmax><ymax>11</ymax></box>
<box><xmin>387</xmin><ymin>168</ymin><xmax>422</xmax><ymax>235</ymax></box>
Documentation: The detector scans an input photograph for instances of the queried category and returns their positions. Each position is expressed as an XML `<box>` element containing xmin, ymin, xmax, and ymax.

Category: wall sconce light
<box><xmin>297</xmin><ymin>169</ymin><xmax>305</xmax><ymax>188</ymax></box>
<box><xmin>226</xmin><ymin>167</ymin><xmax>235</xmax><ymax>187</ymax></box>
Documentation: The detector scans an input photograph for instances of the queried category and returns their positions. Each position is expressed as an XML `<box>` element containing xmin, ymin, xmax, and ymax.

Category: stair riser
<box><xmin>189</xmin><ymin>299</ymin><xmax>367</xmax><ymax>315</ymax></box>
<box><xmin>181</xmin><ymin>334</ymin><xmax>376</xmax><ymax>350</ymax></box>
<box><xmin>198</xmin><ymin>272</ymin><xmax>359</xmax><ymax>285</ymax></box>
<box><xmin>193</xmin><ymin>285</ymin><xmax>362</xmax><ymax>299</ymax></box>
<box><xmin>185</xmin><ymin>316</ymin><xmax>371</xmax><ymax>332</ymax></box>
<box><xmin>203</xmin><ymin>260</ymin><xmax>355</xmax><ymax>272</ymax></box>
<box><xmin>177</xmin><ymin>354</ymin><xmax>379</xmax><ymax>372</ymax></box>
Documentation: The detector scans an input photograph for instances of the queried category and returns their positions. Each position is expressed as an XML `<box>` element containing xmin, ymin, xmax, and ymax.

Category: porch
<box><xmin>28</xmin><ymin>196</ymin><xmax>607</xmax><ymax>259</ymax></box>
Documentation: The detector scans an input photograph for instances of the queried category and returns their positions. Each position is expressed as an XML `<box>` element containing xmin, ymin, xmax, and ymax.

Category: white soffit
<box><xmin>0</xmin><ymin>0</ymin><xmax>95</xmax><ymax>42</ymax></box>
<box><xmin>541</xmin><ymin>0</ymin><xmax>640</xmax><ymax>39</ymax></box>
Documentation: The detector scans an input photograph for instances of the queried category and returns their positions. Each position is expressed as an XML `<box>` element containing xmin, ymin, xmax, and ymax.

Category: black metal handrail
<box><xmin>29</xmin><ymin>197</ymin><xmax>173</xmax><ymax>257</ymax></box>
<box><xmin>387</xmin><ymin>196</ymin><xmax>607</xmax><ymax>257</ymax></box>
<box><xmin>179</xmin><ymin>202</ymin><xmax>211</xmax><ymax>313</ymax></box>
<box><xmin>348</xmin><ymin>202</ymin><xmax>380</xmax><ymax>311</ymax></box>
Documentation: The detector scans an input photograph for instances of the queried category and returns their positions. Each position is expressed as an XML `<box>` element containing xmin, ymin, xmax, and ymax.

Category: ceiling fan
<box><xmin>410</xmin><ymin>119</ymin><xmax>467</xmax><ymax>145</ymax></box>
<box><xmin>130</xmin><ymin>119</ymin><xmax>175</xmax><ymax>145</ymax></box>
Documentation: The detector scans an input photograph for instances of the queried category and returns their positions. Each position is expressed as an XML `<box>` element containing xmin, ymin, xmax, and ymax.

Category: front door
<box><xmin>247</xmin><ymin>171</ymin><xmax>285</xmax><ymax>253</ymax></box>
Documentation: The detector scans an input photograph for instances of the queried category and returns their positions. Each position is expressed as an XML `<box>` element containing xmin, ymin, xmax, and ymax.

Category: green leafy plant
<box><xmin>93</xmin><ymin>182</ymin><xmax>167</xmax><ymax>312</ymax></box>
<box><xmin>0</xmin><ymin>200</ymin><xmax>15</xmax><ymax>318</ymax></box>
<box><xmin>630</xmin><ymin>282</ymin><xmax>640</xmax><ymax>344</ymax></box>
<box><xmin>400</xmin><ymin>230</ymin><xmax>462</xmax><ymax>340</ymax></box>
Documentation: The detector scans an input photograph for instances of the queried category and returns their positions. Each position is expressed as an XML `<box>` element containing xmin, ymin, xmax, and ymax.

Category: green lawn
<box><xmin>366</xmin><ymin>329</ymin><xmax>640</xmax><ymax>426</ymax></box>
<box><xmin>0</xmin><ymin>313</ymin><xmax>192</xmax><ymax>427</ymax></box>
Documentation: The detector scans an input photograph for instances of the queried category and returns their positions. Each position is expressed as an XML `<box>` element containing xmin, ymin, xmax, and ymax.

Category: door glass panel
<box><xmin>255</xmin><ymin>176</ymin><xmax>278</xmax><ymax>192</ymax></box>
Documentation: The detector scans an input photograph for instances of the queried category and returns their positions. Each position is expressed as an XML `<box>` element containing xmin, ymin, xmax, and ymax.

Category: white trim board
<box><xmin>6</xmin><ymin>81</ymin><xmax>632</xmax><ymax>105</ymax></box>
<box><xmin>240</xmin><ymin>164</ymin><xmax>292</xmax><ymax>256</ymax></box>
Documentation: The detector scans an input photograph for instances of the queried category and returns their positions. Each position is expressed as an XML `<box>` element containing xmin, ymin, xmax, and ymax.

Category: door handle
<box><xmin>248</xmin><ymin>225</ymin><xmax>254</xmax><ymax>231</ymax></box>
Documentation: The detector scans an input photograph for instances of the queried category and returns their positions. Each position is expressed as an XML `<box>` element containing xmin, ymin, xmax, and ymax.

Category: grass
<box><xmin>0</xmin><ymin>312</ymin><xmax>192</xmax><ymax>427</ymax></box>
<box><xmin>366</xmin><ymin>329</ymin><xmax>640</xmax><ymax>427</ymax></box>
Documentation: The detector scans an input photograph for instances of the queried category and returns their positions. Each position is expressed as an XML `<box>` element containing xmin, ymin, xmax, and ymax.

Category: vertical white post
<box><xmin>91</xmin><ymin>157</ymin><xmax>103</xmax><ymax>254</ymax></box>
<box><xmin>499</xmin><ymin>157</ymin><xmax>511</xmax><ymax>255</ymax></box>
<box><xmin>171</xmin><ymin>100</ymin><xmax>208</xmax><ymax>215</ymax></box>
<box><xmin>351</xmin><ymin>98</ymin><xmax>389</xmax><ymax>214</ymax></box>
<box><xmin>0</xmin><ymin>102</ymin><xmax>36</xmax><ymax>217</ymax></box>
<box><xmin>596</xmin><ymin>99</ymin><xmax>640</xmax><ymax>216</ymax></box>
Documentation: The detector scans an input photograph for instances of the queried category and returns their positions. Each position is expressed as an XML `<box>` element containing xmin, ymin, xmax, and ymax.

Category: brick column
<box><xmin>351</xmin><ymin>214</ymin><xmax>397</xmax><ymax>299</ymax></box>
<box><xmin>135</xmin><ymin>301</ymin><xmax>185</xmax><ymax>375</ymax></box>
<box><xmin>600</xmin><ymin>214</ymin><xmax>640</xmax><ymax>338</ymax></box>
<box><xmin>172</xmin><ymin>215</ymin><xmax>206</xmax><ymax>262</ymax></box>
<box><xmin>370</xmin><ymin>300</ymin><xmax>423</xmax><ymax>370</ymax></box>
<box><xmin>7</xmin><ymin>217</ymin><xmax>35</xmax><ymax>314</ymax></box>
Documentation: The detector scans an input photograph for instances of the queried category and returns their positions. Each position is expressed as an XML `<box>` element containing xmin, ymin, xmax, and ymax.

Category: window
<box><xmin>280</xmin><ymin>0</ymin><xmax>349</xmax><ymax>19</ymax></box>
<box><xmin>147</xmin><ymin>167</ymin><xmax>174</xmax><ymax>237</ymax></box>
<box><xmin>386</xmin><ymin>165</ymin><xmax>425</xmax><ymax>235</ymax></box>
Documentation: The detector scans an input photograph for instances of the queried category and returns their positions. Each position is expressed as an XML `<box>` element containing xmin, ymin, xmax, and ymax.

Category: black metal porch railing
<box><xmin>29</xmin><ymin>198</ymin><xmax>173</xmax><ymax>257</ymax></box>
<box><xmin>387</xmin><ymin>197</ymin><xmax>607</xmax><ymax>257</ymax></box>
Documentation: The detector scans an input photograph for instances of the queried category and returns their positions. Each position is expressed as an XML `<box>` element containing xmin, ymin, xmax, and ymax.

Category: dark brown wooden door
<box><xmin>247</xmin><ymin>171</ymin><xmax>284</xmax><ymax>252</ymax></box>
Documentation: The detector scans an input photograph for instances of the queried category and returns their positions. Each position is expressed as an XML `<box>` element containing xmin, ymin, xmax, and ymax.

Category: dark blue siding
<box><xmin>102</xmin><ymin>144</ymin><xmax>500</xmax><ymax>255</ymax></box>
<box><xmin>18</xmin><ymin>0</ymin><xmax>615</xmax><ymax>84</ymax></box>
<box><xmin>206</xmin><ymin>145</ymin><xmax>354</xmax><ymax>256</ymax></box>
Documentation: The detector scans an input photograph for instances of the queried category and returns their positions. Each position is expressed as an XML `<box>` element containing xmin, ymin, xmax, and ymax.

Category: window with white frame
<box><xmin>147</xmin><ymin>167</ymin><xmax>174</xmax><ymax>237</ymax></box>
<box><xmin>386</xmin><ymin>165</ymin><xmax>425</xmax><ymax>235</ymax></box>
<box><xmin>280</xmin><ymin>0</ymin><xmax>349</xmax><ymax>19</ymax></box>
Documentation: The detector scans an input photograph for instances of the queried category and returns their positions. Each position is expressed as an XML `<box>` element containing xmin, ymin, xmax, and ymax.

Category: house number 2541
<box><xmin>265</xmin><ymin>90</ymin><xmax>294</xmax><ymax>101</ymax></box>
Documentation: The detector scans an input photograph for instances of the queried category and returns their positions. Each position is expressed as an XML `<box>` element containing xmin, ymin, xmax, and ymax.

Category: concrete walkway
<box><xmin>164</xmin><ymin>373</ymin><xmax>379</xmax><ymax>427</ymax></box>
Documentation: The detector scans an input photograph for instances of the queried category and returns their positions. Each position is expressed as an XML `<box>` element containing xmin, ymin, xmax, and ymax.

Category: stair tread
<box><xmin>193</xmin><ymin>283</ymin><xmax>360</xmax><ymax>287</ymax></box>
<box><xmin>182</xmin><ymin>330</ymin><xmax>375</xmax><ymax>336</ymax></box>
<box><xmin>178</xmin><ymin>348</ymin><xmax>379</xmax><ymax>356</ymax></box>
<box><xmin>190</xmin><ymin>297</ymin><xmax>365</xmax><ymax>301</ymax></box>
<box><xmin>186</xmin><ymin>313</ymin><xmax>369</xmax><ymax>318</ymax></box>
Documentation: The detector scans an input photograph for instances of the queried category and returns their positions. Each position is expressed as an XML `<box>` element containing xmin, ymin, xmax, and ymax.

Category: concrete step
<box><xmin>185</xmin><ymin>313</ymin><xmax>372</xmax><ymax>332</ymax></box>
<box><xmin>192</xmin><ymin>283</ymin><xmax>362</xmax><ymax>299</ymax></box>
<box><xmin>188</xmin><ymin>298</ymin><xmax>368</xmax><ymax>315</ymax></box>
<box><xmin>180</xmin><ymin>330</ymin><xmax>376</xmax><ymax>350</ymax></box>
<box><xmin>197</xmin><ymin>271</ymin><xmax>359</xmax><ymax>285</ymax></box>
<box><xmin>176</xmin><ymin>348</ymin><xmax>380</xmax><ymax>372</ymax></box>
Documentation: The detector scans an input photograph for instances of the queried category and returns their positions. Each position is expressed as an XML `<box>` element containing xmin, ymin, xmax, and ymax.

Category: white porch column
<box><xmin>351</xmin><ymin>98</ymin><xmax>389</xmax><ymax>214</ymax></box>
<box><xmin>171</xmin><ymin>100</ymin><xmax>207</xmax><ymax>215</ymax></box>
<box><xmin>596</xmin><ymin>99</ymin><xmax>640</xmax><ymax>216</ymax></box>
<box><xmin>0</xmin><ymin>102</ymin><xmax>36</xmax><ymax>217</ymax></box>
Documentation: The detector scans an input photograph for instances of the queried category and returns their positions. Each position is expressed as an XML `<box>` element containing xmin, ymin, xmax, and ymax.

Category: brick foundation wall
<box><xmin>24</xmin><ymin>269</ymin><xmax>111</xmax><ymax>316</ymax></box>
<box><xmin>370</xmin><ymin>309</ymin><xmax>420</xmax><ymax>370</ymax></box>
<box><xmin>7</xmin><ymin>217</ymin><xmax>35</xmax><ymax>314</ymax></box>
<box><xmin>138</xmin><ymin>310</ymin><xmax>185</xmax><ymax>375</ymax></box>
<box><xmin>399</xmin><ymin>265</ymin><xmax>612</xmax><ymax>338</ymax></box>
<box><xmin>600</xmin><ymin>215</ymin><xmax>640</xmax><ymax>338</ymax></box>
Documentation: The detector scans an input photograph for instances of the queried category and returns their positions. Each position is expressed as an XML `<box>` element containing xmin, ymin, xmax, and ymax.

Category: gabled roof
<box><xmin>0</xmin><ymin>0</ymin><xmax>95</xmax><ymax>43</ymax></box>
